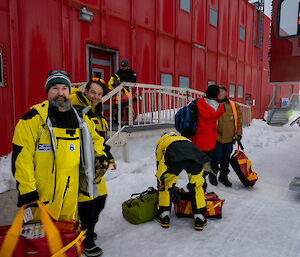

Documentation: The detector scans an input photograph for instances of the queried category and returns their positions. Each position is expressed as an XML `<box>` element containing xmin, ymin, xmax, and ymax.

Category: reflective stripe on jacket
<box><xmin>217</xmin><ymin>98</ymin><xmax>242</xmax><ymax>144</ymax></box>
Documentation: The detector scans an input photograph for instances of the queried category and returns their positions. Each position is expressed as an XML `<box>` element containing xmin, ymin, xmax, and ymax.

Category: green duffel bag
<box><xmin>122</xmin><ymin>187</ymin><xmax>159</xmax><ymax>224</ymax></box>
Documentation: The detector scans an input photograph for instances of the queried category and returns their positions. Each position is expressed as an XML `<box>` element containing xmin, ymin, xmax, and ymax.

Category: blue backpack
<box><xmin>175</xmin><ymin>99</ymin><xmax>198</xmax><ymax>137</ymax></box>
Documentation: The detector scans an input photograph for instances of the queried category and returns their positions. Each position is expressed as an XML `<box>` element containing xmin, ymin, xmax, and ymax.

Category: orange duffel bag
<box><xmin>0</xmin><ymin>201</ymin><xmax>85</xmax><ymax>257</ymax></box>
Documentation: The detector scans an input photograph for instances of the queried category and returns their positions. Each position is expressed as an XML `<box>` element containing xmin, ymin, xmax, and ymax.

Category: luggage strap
<box><xmin>0</xmin><ymin>201</ymin><xmax>72</xmax><ymax>257</ymax></box>
<box><xmin>51</xmin><ymin>230</ymin><xmax>86</xmax><ymax>257</ymax></box>
<box><xmin>237</xmin><ymin>158</ymin><xmax>257</xmax><ymax>180</ymax></box>
<box><xmin>206</xmin><ymin>199</ymin><xmax>225</xmax><ymax>212</ymax></box>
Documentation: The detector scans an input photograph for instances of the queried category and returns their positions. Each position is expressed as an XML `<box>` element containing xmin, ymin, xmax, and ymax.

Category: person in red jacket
<box><xmin>190</xmin><ymin>84</ymin><xmax>225</xmax><ymax>189</ymax></box>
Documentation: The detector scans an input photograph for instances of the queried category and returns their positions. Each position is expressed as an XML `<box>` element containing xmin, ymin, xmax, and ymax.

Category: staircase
<box><xmin>73</xmin><ymin>82</ymin><xmax>252</xmax><ymax>162</ymax></box>
<box><xmin>267</xmin><ymin>108</ymin><xmax>288</xmax><ymax>125</ymax></box>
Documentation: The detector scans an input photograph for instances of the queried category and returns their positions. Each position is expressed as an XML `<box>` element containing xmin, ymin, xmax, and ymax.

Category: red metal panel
<box><xmin>218</xmin><ymin>0</ymin><xmax>228</xmax><ymax>55</ymax></box>
<box><xmin>206</xmin><ymin>0</ymin><xmax>218</xmax><ymax>52</ymax></box>
<box><xmin>159</xmin><ymin>0</ymin><xmax>174</xmax><ymax>36</ymax></box>
<box><xmin>237</xmin><ymin>1</ymin><xmax>245</xmax><ymax>62</ymax></box>
<box><xmin>134</xmin><ymin>0</ymin><xmax>155</xmax><ymax>30</ymax></box>
<box><xmin>228</xmin><ymin>0</ymin><xmax>238</xmax><ymax>58</ymax></box>
<box><xmin>0</xmin><ymin>0</ymin><xmax>14</xmax><ymax>155</ymax></box>
<box><xmin>105</xmin><ymin>0</ymin><xmax>130</xmax><ymax>22</ymax></box>
<box><xmin>177</xmin><ymin>4</ymin><xmax>191</xmax><ymax>42</ymax></box>
<box><xmin>176</xmin><ymin>42</ymin><xmax>191</xmax><ymax>79</ymax></box>
<box><xmin>159</xmin><ymin>37</ymin><xmax>174</xmax><ymax>73</ymax></box>
<box><xmin>217</xmin><ymin>55</ymin><xmax>227</xmax><ymax>86</ymax></box>
<box><xmin>192</xmin><ymin>47</ymin><xmax>205</xmax><ymax>91</ymax></box>
<box><xmin>228</xmin><ymin>58</ymin><xmax>236</xmax><ymax>84</ymax></box>
<box><xmin>192</xmin><ymin>0</ymin><xmax>206</xmax><ymax>46</ymax></box>
<box><xmin>135</xmin><ymin>28</ymin><xmax>156</xmax><ymax>84</ymax></box>
<box><xmin>244</xmin><ymin>64</ymin><xmax>252</xmax><ymax>97</ymax></box>
<box><xmin>245</xmin><ymin>4</ymin><xmax>254</xmax><ymax>65</ymax></box>
<box><xmin>17</xmin><ymin>0</ymin><xmax>64</xmax><ymax>111</ymax></box>
<box><xmin>105</xmin><ymin>18</ymin><xmax>131</xmax><ymax>59</ymax></box>
<box><xmin>206</xmin><ymin>51</ymin><xmax>217</xmax><ymax>83</ymax></box>
<box><xmin>237</xmin><ymin>62</ymin><xmax>244</xmax><ymax>86</ymax></box>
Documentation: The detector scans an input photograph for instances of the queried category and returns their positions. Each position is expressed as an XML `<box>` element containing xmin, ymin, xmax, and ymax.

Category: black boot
<box><xmin>194</xmin><ymin>214</ymin><xmax>207</xmax><ymax>231</ymax></box>
<box><xmin>156</xmin><ymin>211</ymin><xmax>170</xmax><ymax>228</ymax></box>
<box><xmin>208</xmin><ymin>174</ymin><xmax>218</xmax><ymax>186</ymax></box>
<box><xmin>219</xmin><ymin>173</ymin><xmax>232</xmax><ymax>187</ymax></box>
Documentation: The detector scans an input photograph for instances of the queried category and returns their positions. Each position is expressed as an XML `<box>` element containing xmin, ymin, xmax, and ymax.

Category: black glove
<box><xmin>93</xmin><ymin>156</ymin><xmax>108</xmax><ymax>184</ymax></box>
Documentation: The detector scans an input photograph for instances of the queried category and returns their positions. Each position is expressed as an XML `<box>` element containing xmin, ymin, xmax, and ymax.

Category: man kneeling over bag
<box><xmin>155</xmin><ymin>132</ymin><xmax>215</xmax><ymax>231</ymax></box>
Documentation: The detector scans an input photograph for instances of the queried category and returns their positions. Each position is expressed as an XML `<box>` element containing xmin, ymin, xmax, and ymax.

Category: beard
<box><xmin>50</xmin><ymin>96</ymin><xmax>72</xmax><ymax>111</ymax></box>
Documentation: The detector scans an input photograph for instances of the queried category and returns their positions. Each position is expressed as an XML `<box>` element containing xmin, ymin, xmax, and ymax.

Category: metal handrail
<box><xmin>72</xmin><ymin>82</ymin><xmax>252</xmax><ymax>142</ymax></box>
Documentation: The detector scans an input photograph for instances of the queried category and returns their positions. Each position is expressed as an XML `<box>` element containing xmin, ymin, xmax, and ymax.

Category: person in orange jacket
<box><xmin>190</xmin><ymin>84</ymin><xmax>225</xmax><ymax>189</ymax></box>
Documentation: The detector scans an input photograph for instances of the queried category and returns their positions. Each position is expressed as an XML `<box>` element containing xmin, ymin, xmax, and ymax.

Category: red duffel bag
<box><xmin>0</xmin><ymin>201</ymin><xmax>85</xmax><ymax>257</ymax></box>
<box><xmin>230</xmin><ymin>140</ymin><xmax>258</xmax><ymax>187</ymax></box>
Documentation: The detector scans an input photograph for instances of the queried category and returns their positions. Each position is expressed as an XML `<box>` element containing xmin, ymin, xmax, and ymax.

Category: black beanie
<box><xmin>206</xmin><ymin>84</ymin><xmax>220</xmax><ymax>99</ymax></box>
<box><xmin>45</xmin><ymin>70</ymin><xmax>71</xmax><ymax>93</ymax></box>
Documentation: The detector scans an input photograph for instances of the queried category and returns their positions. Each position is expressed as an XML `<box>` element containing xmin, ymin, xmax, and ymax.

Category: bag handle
<box><xmin>51</xmin><ymin>230</ymin><xmax>86</xmax><ymax>257</ymax></box>
<box><xmin>0</xmin><ymin>201</ymin><xmax>66</xmax><ymax>257</ymax></box>
<box><xmin>128</xmin><ymin>187</ymin><xmax>157</xmax><ymax>207</ymax></box>
<box><xmin>237</xmin><ymin>139</ymin><xmax>244</xmax><ymax>151</ymax></box>
<box><xmin>206</xmin><ymin>199</ymin><xmax>225</xmax><ymax>212</ymax></box>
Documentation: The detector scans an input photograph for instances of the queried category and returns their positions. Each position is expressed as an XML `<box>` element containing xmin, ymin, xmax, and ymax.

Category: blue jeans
<box><xmin>213</xmin><ymin>141</ymin><xmax>233</xmax><ymax>176</ymax></box>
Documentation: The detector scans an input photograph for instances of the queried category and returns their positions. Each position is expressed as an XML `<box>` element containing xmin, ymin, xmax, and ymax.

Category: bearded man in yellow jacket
<box><xmin>12</xmin><ymin>70</ymin><xmax>107</xmax><ymax>226</ymax></box>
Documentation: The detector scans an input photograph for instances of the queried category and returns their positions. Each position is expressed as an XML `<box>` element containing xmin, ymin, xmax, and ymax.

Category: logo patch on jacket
<box><xmin>38</xmin><ymin>144</ymin><xmax>52</xmax><ymax>152</ymax></box>
<box><xmin>69</xmin><ymin>143</ymin><xmax>75</xmax><ymax>152</ymax></box>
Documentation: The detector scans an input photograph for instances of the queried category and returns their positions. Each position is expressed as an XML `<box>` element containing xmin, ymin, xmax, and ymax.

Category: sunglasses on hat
<box><xmin>48</xmin><ymin>70</ymin><xmax>70</xmax><ymax>78</ymax></box>
<box><xmin>92</xmin><ymin>77</ymin><xmax>105</xmax><ymax>84</ymax></box>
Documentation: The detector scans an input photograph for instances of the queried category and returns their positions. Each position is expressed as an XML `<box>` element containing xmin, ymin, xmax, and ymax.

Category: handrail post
<box><xmin>128</xmin><ymin>83</ymin><xmax>133</xmax><ymax>126</ymax></box>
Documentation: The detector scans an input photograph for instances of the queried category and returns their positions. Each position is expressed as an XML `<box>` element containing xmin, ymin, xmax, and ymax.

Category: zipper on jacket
<box><xmin>62</xmin><ymin>176</ymin><xmax>70</xmax><ymax>199</ymax></box>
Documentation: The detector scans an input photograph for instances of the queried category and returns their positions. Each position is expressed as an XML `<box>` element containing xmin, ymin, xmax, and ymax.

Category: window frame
<box><xmin>240</xmin><ymin>25</ymin><xmax>245</xmax><ymax>41</ymax></box>
<box><xmin>161</xmin><ymin>73</ymin><xmax>173</xmax><ymax>87</ymax></box>
<box><xmin>237</xmin><ymin>85</ymin><xmax>243</xmax><ymax>98</ymax></box>
<box><xmin>179</xmin><ymin>76</ymin><xmax>189</xmax><ymax>89</ymax></box>
<box><xmin>180</xmin><ymin>0</ymin><xmax>190</xmax><ymax>13</ymax></box>
<box><xmin>229</xmin><ymin>84</ymin><xmax>235</xmax><ymax>98</ymax></box>
<box><xmin>209</xmin><ymin>7</ymin><xmax>218</xmax><ymax>27</ymax></box>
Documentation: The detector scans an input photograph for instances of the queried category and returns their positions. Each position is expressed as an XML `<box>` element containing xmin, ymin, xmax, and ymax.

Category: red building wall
<box><xmin>0</xmin><ymin>0</ymin><xmax>298</xmax><ymax>156</ymax></box>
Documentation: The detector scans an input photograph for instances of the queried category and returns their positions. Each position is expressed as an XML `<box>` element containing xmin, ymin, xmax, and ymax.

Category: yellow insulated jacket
<box><xmin>12</xmin><ymin>100</ymin><xmax>105</xmax><ymax>220</ymax></box>
<box><xmin>70</xmin><ymin>88</ymin><xmax>113</xmax><ymax>200</ymax></box>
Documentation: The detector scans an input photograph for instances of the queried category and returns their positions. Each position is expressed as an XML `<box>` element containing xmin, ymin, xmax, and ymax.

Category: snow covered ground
<box><xmin>1</xmin><ymin>118</ymin><xmax>300</xmax><ymax>256</ymax></box>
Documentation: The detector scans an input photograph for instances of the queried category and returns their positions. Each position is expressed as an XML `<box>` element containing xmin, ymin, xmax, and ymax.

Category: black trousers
<box><xmin>78</xmin><ymin>195</ymin><xmax>107</xmax><ymax>246</ymax></box>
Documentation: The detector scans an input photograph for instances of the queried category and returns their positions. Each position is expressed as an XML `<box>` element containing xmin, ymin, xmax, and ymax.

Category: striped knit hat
<box><xmin>45</xmin><ymin>70</ymin><xmax>71</xmax><ymax>93</ymax></box>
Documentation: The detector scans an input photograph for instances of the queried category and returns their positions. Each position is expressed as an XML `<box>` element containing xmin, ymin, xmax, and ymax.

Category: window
<box><xmin>240</xmin><ymin>26</ymin><xmax>245</xmax><ymax>41</ymax></box>
<box><xmin>209</xmin><ymin>7</ymin><xmax>217</xmax><ymax>27</ymax></box>
<box><xmin>278</xmin><ymin>1</ymin><xmax>300</xmax><ymax>37</ymax></box>
<box><xmin>0</xmin><ymin>49</ymin><xmax>3</xmax><ymax>87</ymax></box>
<box><xmin>229</xmin><ymin>84</ymin><xmax>235</xmax><ymax>98</ymax></box>
<box><xmin>278</xmin><ymin>85</ymin><xmax>281</xmax><ymax>95</ymax></box>
<box><xmin>161</xmin><ymin>73</ymin><xmax>172</xmax><ymax>87</ymax></box>
<box><xmin>180</xmin><ymin>0</ymin><xmax>190</xmax><ymax>13</ymax></box>
<box><xmin>179</xmin><ymin>76</ymin><xmax>189</xmax><ymax>88</ymax></box>
<box><xmin>238</xmin><ymin>85</ymin><xmax>243</xmax><ymax>98</ymax></box>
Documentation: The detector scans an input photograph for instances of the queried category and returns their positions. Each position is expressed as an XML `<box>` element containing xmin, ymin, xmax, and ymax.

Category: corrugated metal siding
<box><xmin>0</xmin><ymin>0</ymin><xmax>299</xmax><ymax>155</ymax></box>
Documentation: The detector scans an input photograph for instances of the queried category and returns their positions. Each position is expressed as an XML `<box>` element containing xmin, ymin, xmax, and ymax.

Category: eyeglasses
<box><xmin>48</xmin><ymin>70</ymin><xmax>70</xmax><ymax>78</ymax></box>
<box><xmin>92</xmin><ymin>77</ymin><xmax>105</xmax><ymax>84</ymax></box>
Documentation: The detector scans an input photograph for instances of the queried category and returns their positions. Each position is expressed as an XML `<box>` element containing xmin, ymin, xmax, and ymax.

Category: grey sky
<box><xmin>264</xmin><ymin>0</ymin><xmax>272</xmax><ymax>18</ymax></box>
